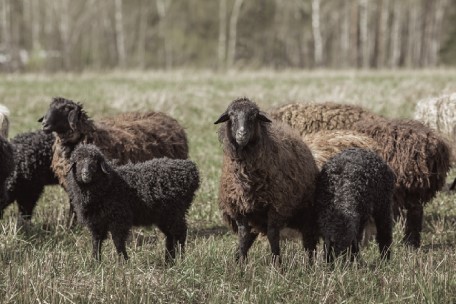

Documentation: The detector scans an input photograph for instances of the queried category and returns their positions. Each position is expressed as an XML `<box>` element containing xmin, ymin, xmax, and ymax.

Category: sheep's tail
<box><xmin>0</xmin><ymin>104</ymin><xmax>10</xmax><ymax>138</ymax></box>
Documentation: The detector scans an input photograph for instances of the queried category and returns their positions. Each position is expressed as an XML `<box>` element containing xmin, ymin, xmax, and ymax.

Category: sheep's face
<box><xmin>214</xmin><ymin>98</ymin><xmax>271</xmax><ymax>148</ymax></box>
<box><xmin>39</xmin><ymin>97</ymin><xmax>83</xmax><ymax>135</ymax></box>
<box><xmin>70</xmin><ymin>145</ymin><xmax>109</xmax><ymax>185</ymax></box>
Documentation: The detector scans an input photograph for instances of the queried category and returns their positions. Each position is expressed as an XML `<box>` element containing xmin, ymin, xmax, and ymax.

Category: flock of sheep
<box><xmin>0</xmin><ymin>94</ymin><xmax>454</xmax><ymax>265</ymax></box>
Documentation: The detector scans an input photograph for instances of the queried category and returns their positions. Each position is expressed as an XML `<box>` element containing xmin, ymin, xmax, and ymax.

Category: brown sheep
<box><xmin>270</xmin><ymin>102</ymin><xmax>452</xmax><ymax>248</ymax></box>
<box><xmin>39</xmin><ymin>97</ymin><xmax>189</xmax><ymax>224</ymax></box>
<box><xmin>215</xmin><ymin>97</ymin><xmax>319</xmax><ymax>264</ymax></box>
<box><xmin>353</xmin><ymin>119</ymin><xmax>451</xmax><ymax>247</ymax></box>
<box><xmin>39</xmin><ymin>97</ymin><xmax>188</xmax><ymax>188</ymax></box>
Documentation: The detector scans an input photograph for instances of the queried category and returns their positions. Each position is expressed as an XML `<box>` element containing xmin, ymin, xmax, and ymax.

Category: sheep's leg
<box><xmin>403</xmin><ymin>205</ymin><xmax>423</xmax><ymax>248</ymax></box>
<box><xmin>111</xmin><ymin>230</ymin><xmax>129</xmax><ymax>261</ymax></box>
<box><xmin>235</xmin><ymin>217</ymin><xmax>258</xmax><ymax>263</ymax></box>
<box><xmin>164</xmin><ymin>233</ymin><xmax>176</xmax><ymax>264</ymax></box>
<box><xmin>267</xmin><ymin>210</ymin><xmax>284</xmax><ymax>266</ymax></box>
<box><xmin>66</xmin><ymin>200</ymin><xmax>78</xmax><ymax>229</ymax></box>
<box><xmin>450</xmin><ymin>178</ymin><xmax>456</xmax><ymax>191</ymax></box>
<box><xmin>324</xmin><ymin>240</ymin><xmax>336</xmax><ymax>263</ymax></box>
<box><xmin>15</xmin><ymin>189</ymin><xmax>42</xmax><ymax>228</ymax></box>
<box><xmin>373</xmin><ymin>210</ymin><xmax>393</xmax><ymax>260</ymax></box>
<box><xmin>300</xmin><ymin>208</ymin><xmax>318</xmax><ymax>262</ymax></box>
<box><xmin>91</xmin><ymin>230</ymin><xmax>108</xmax><ymax>261</ymax></box>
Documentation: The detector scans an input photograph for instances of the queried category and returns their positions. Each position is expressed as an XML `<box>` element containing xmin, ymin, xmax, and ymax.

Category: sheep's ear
<box><xmin>258</xmin><ymin>111</ymin><xmax>272</xmax><ymax>123</ymax></box>
<box><xmin>37</xmin><ymin>116</ymin><xmax>44</xmax><ymax>123</ymax></box>
<box><xmin>214</xmin><ymin>112</ymin><xmax>229</xmax><ymax>124</ymax></box>
<box><xmin>100</xmin><ymin>161</ymin><xmax>110</xmax><ymax>174</ymax></box>
<box><xmin>68</xmin><ymin>109</ymin><xmax>79</xmax><ymax>131</ymax></box>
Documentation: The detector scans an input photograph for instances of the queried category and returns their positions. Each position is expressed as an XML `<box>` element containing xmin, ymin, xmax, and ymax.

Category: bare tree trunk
<box><xmin>390</xmin><ymin>1</ymin><xmax>401</xmax><ymax>68</ymax></box>
<box><xmin>359</xmin><ymin>0</ymin><xmax>369</xmax><ymax>68</ymax></box>
<box><xmin>137</xmin><ymin>0</ymin><xmax>149</xmax><ymax>69</ymax></box>
<box><xmin>218</xmin><ymin>0</ymin><xmax>227</xmax><ymax>70</ymax></box>
<box><xmin>115</xmin><ymin>0</ymin><xmax>126</xmax><ymax>68</ymax></box>
<box><xmin>156</xmin><ymin>0</ymin><xmax>172</xmax><ymax>69</ymax></box>
<box><xmin>1</xmin><ymin>0</ymin><xmax>11</xmax><ymax>71</ymax></box>
<box><xmin>56</xmin><ymin>0</ymin><xmax>70</xmax><ymax>70</ymax></box>
<box><xmin>429</xmin><ymin>0</ymin><xmax>447</xmax><ymax>66</ymax></box>
<box><xmin>311</xmin><ymin>0</ymin><xmax>323</xmax><ymax>67</ymax></box>
<box><xmin>227</xmin><ymin>0</ymin><xmax>244</xmax><ymax>68</ymax></box>
<box><xmin>340</xmin><ymin>1</ymin><xmax>350</xmax><ymax>68</ymax></box>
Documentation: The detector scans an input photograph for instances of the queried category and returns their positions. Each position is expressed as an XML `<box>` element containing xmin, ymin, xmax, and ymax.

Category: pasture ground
<box><xmin>0</xmin><ymin>70</ymin><xmax>455</xmax><ymax>303</ymax></box>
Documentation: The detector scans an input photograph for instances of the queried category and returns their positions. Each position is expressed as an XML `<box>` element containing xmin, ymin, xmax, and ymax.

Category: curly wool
<box><xmin>44</xmin><ymin>97</ymin><xmax>189</xmax><ymax>188</ymax></box>
<box><xmin>0</xmin><ymin>131</ymin><xmax>58</xmax><ymax>220</ymax></box>
<box><xmin>316</xmin><ymin>148</ymin><xmax>395</xmax><ymax>261</ymax></box>
<box><xmin>65</xmin><ymin>144</ymin><xmax>200</xmax><ymax>261</ymax></box>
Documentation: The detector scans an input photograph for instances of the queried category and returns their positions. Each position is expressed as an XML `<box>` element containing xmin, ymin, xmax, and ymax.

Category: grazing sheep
<box><xmin>0</xmin><ymin>131</ymin><xmax>58</xmax><ymax>222</ymax></box>
<box><xmin>269</xmin><ymin>102</ymin><xmax>382</xmax><ymax>136</ymax></box>
<box><xmin>304</xmin><ymin>130</ymin><xmax>381</xmax><ymax>170</ymax></box>
<box><xmin>65</xmin><ymin>144</ymin><xmax>200</xmax><ymax>262</ymax></box>
<box><xmin>215</xmin><ymin>97</ymin><xmax>319</xmax><ymax>264</ymax></box>
<box><xmin>316</xmin><ymin>148</ymin><xmax>395</xmax><ymax>262</ymax></box>
<box><xmin>39</xmin><ymin>97</ymin><xmax>189</xmax><ymax>189</ymax></box>
<box><xmin>0</xmin><ymin>136</ymin><xmax>14</xmax><ymax>216</ymax></box>
<box><xmin>270</xmin><ymin>102</ymin><xmax>451</xmax><ymax>248</ymax></box>
<box><xmin>353</xmin><ymin>119</ymin><xmax>451</xmax><ymax>248</ymax></box>
<box><xmin>0</xmin><ymin>104</ymin><xmax>10</xmax><ymax>138</ymax></box>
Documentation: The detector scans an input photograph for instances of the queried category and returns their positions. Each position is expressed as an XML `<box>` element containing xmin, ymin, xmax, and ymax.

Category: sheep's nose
<box><xmin>81</xmin><ymin>169</ymin><xmax>92</xmax><ymax>183</ymax></box>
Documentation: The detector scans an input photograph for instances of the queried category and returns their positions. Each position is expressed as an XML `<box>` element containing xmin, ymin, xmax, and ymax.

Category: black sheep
<box><xmin>65</xmin><ymin>144</ymin><xmax>200</xmax><ymax>262</ymax></box>
<box><xmin>0</xmin><ymin>135</ymin><xmax>14</xmax><ymax>216</ymax></box>
<box><xmin>315</xmin><ymin>148</ymin><xmax>395</xmax><ymax>262</ymax></box>
<box><xmin>0</xmin><ymin>131</ymin><xmax>58</xmax><ymax>222</ymax></box>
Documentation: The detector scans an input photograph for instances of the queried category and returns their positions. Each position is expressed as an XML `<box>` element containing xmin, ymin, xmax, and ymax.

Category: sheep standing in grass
<box><xmin>215</xmin><ymin>97</ymin><xmax>319</xmax><ymax>264</ymax></box>
<box><xmin>0</xmin><ymin>131</ymin><xmax>58</xmax><ymax>222</ymax></box>
<box><xmin>353</xmin><ymin>119</ymin><xmax>451</xmax><ymax>247</ymax></box>
<box><xmin>271</xmin><ymin>102</ymin><xmax>451</xmax><ymax>248</ymax></box>
<box><xmin>316</xmin><ymin>148</ymin><xmax>395</xmax><ymax>262</ymax></box>
<box><xmin>39</xmin><ymin>97</ymin><xmax>189</xmax><ymax>223</ymax></box>
<box><xmin>65</xmin><ymin>144</ymin><xmax>199</xmax><ymax>262</ymax></box>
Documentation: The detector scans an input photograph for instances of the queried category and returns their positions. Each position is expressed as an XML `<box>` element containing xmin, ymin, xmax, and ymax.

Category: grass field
<box><xmin>0</xmin><ymin>70</ymin><xmax>455</xmax><ymax>303</ymax></box>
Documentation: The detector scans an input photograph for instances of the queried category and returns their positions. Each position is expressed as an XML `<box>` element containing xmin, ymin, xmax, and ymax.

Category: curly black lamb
<box><xmin>316</xmin><ymin>148</ymin><xmax>396</xmax><ymax>263</ymax></box>
<box><xmin>39</xmin><ymin>97</ymin><xmax>189</xmax><ymax>189</ymax></box>
<box><xmin>0</xmin><ymin>135</ymin><xmax>14</xmax><ymax>216</ymax></box>
<box><xmin>0</xmin><ymin>131</ymin><xmax>58</xmax><ymax>222</ymax></box>
<box><xmin>65</xmin><ymin>144</ymin><xmax>200</xmax><ymax>262</ymax></box>
<box><xmin>215</xmin><ymin>97</ymin><xmax>319</xmax><ymax>264</ymax></box>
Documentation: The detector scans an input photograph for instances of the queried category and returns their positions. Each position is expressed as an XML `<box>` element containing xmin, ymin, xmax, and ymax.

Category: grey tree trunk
<box><xmin>227</xmin><ymin>0</ymin><xmax>244</xmax><ymax>68</ymax></box>
<box><xmin>115</xmin><ymin>0</ymin><xmax>126</xmax><ymax>67</ymax></box>
<box><xmin>311</xmin><ymin>0</ymin><xmax>323</xmax><ymax>67</ymax></box>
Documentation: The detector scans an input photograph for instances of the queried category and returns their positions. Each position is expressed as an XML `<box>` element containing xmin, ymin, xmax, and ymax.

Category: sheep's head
<box><xmin>214</xmin><ymin>97</ymin><xmax>271</xmax><ymax>148</ymax></box>
<box><xmin>39</xmin><ymin>97</ymin><xmax>89</xmax><ymax>137</ymax></box>
<box><xmin>69</xmin><ymin>144</ymin><xmax>110</xmax><ymax>185</ymax></box>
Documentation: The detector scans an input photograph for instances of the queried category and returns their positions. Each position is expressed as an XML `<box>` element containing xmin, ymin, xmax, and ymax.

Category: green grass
<box><xmin>1</xmin><ymin>70</ymin><xmax>455</xmax><ymax>303</ymax></box>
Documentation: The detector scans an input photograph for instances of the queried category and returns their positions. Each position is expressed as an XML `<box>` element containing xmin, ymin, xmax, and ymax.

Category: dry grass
<box><xmin>0</xmin><ymin>70</ymin><xmax>455</xmax><ymax>303</ymax></box>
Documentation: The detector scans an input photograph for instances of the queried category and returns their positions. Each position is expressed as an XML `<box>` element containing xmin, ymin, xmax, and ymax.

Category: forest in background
<box><xmin>1</xmin><ymin>0</ymin><xmax>455</xmax><ymax>72</ymax></box>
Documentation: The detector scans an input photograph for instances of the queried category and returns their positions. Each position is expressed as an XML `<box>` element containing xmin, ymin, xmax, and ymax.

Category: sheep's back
<box><xmin>304</xmin><ymin>130</ymin><xmax>381</xmax><ymax>170</ymax></box>
<box><xmin>354</xmin><ymin>119</ymin><xmax>451</xmax><ymax>204</ymax></box>
<box><xmin>269</xmin><ymin>102</ymin><xmax>382</xmax><ymax>136</ymax></box>
<box><xmin>52</xmin><ymin>111</ymin><xmax>188</xmax><ymax>187</ymax></box>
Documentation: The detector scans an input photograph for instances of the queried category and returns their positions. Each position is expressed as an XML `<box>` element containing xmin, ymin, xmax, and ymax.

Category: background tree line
<box><xmin>0</xmin><ymin>0</ymin><xmax>455</xmax><ymax>72</ymax></box>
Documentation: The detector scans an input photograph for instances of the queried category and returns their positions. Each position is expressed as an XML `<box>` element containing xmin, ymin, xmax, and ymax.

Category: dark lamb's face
<box><xmin>71</xmin><ymin>152</ymin><xmax>107</xmax><ymax>185</ymax></box>
<box><xmin>38</xmin><ymin>103</ymin><xmax>77</xmax><ymax>134</ymax></box>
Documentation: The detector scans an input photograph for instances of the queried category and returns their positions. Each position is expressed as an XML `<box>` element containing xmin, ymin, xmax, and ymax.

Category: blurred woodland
<box><xmin>0</xmin><ymin>0</ymin><xmax>455</xmax><ymax>71</ymax></box>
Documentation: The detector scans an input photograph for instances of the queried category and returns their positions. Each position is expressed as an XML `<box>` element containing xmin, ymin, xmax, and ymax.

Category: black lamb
<box><xmin>0</xmin><ymin>131</ymin><xmax>58</xmax><ymax>222</ymax></box>
<box><xmin>65</xmin><ymin>144</ymin><xmax>200</xmax><ymax>262</ymax></box>
<box><xmin>315</xmin><ymin>148</ymin><xmax>395</xmax><ymax>263</ymax></box>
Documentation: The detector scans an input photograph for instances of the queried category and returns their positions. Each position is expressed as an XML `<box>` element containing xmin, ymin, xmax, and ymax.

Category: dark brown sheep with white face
<box><xmin>215</xmin><ymin>97</ymin><xmax>319</xmax><ymax>264</ymax></box>
<box><xmin>270</xmin><ymin>102</ymin><xmax>452</xmax><ymax>248</ymax></box>
<box><xmin>39</xmin><ymin>97</ymin><xmax>189</xmax><ymax>189</ymax></box>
